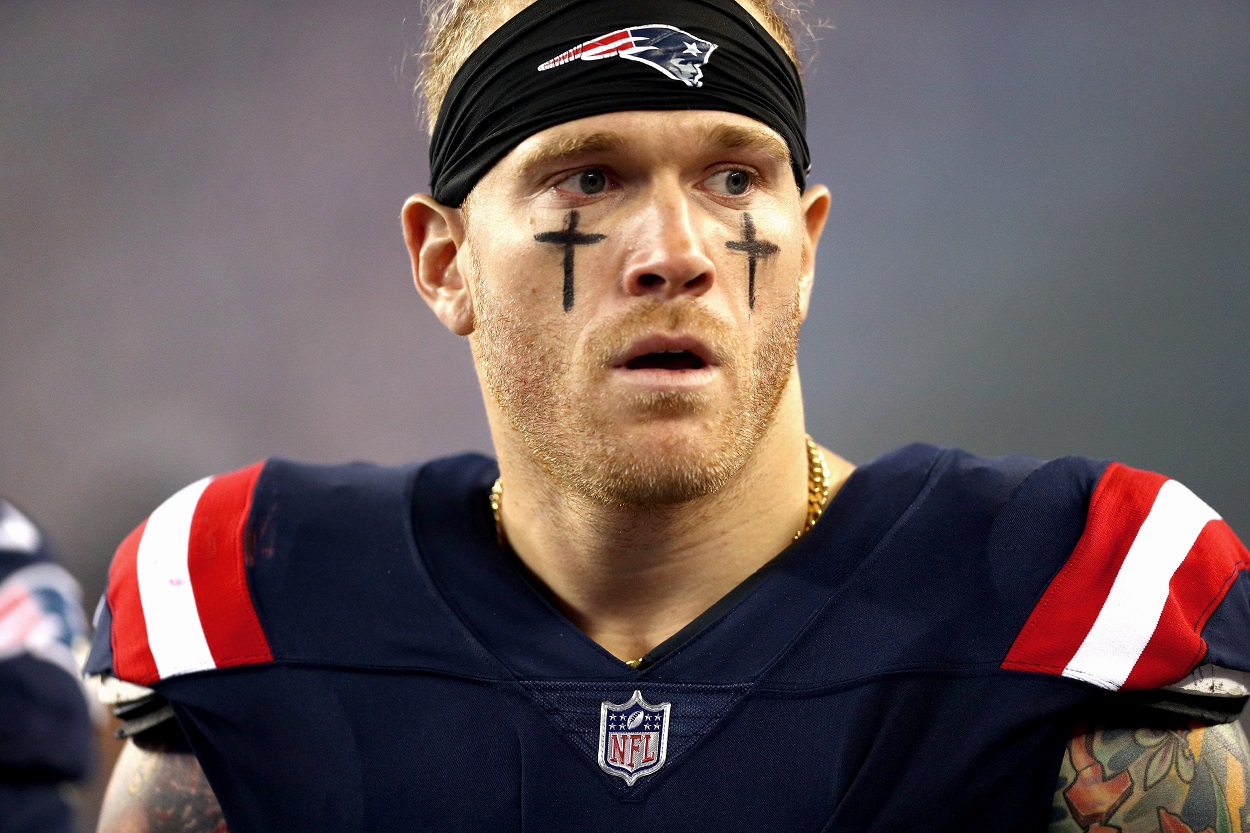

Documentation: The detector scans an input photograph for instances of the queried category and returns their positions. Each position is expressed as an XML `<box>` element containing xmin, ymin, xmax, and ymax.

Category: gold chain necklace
<box><xmin>795</xmin><ymin>434</ymin><xmax>831</xmax><ymax>541</ymax></box>
<box><xmin>489</xmin><ymin>435</ymin><xmax>831</xmax><ymax>668</ymax></box>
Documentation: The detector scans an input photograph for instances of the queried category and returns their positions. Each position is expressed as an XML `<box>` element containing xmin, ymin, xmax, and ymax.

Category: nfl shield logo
<box><xmin>598</xmin><ymin>689</ymin><xmax>671</xmax><ymax>785</ymax></box>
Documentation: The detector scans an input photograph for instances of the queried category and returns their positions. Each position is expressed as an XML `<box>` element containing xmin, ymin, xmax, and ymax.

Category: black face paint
<box><xmin>725</xmin><ymin>213</ymin><xmax>779</xmax><ymax>309</ymax></box>
<box><xmin>534</xmin><ymin>210</ymin><xmax>607</xmax><ymax>312</ymax></box>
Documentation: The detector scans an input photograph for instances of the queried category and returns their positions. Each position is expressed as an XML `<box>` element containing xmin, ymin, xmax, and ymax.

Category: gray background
<box><xmin>2</xmin><ymin>0</ymin><xmax>1247</xmax><ymax>745</ymax></box>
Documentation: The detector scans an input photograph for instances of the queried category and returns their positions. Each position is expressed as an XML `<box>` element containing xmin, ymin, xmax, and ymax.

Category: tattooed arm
<box><xmin>96</xmin><ymin>729</ymin><xmax>227</xmax><ymax>833</ymax></box>
<box><xmin>1050</xmin><ymin>716</ymin><xmax>1250</xmax><ymax>833</ymax></box>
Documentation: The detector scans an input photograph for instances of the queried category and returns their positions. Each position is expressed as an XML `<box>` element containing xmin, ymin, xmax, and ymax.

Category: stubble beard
<box><xmin>467</xmin><ymin>250</ymin><xmax>801</xmax><ymax>508</ymax></box>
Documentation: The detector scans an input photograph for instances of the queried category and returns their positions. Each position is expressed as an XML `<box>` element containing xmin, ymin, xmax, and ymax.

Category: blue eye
<box><xmin>557</xmin><ymin>170</ymin><xmax>608</xmax><ymax>195</ymax></box>
<box><xmin>578</xmin><ymin>171</ymin><xmax>607</xmax><ymax>194</ymax></box>
<box><xmin>708</xmin><ymin>169</ymin><xmax>752</xmax><ymax>196</ymax></box>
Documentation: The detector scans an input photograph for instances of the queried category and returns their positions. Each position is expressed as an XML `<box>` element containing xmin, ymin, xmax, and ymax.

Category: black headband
<box><xmin>428</xmin><ymin>0</ymin><xmax>810</xmax><ymax>207</ymax></box>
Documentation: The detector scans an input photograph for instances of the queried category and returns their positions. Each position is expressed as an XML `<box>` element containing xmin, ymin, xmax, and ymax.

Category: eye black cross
<box><xmin>725</xmin><ymin>213</ymin><xmax>780</xmax><ymax>309</ymax></box>
<box><xmin>534</xmin><ymin>210</ymin><xmax>607</xmax><ymax>312</ymax></box>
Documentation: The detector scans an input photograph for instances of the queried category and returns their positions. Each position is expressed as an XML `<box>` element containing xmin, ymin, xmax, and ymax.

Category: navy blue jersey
<box><xmin>1</xmin><ymin>499</ymin><xmax>95</xmax><ymax>833</ymax></box>
<box><xmin>85</xmin><ymin>445</ymin><xmax>1250</xmax><ymax>832</ymax></box>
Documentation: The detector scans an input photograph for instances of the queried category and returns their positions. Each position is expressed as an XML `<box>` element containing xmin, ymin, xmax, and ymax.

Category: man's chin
<box><xmin>570</xmin><ymin>428</ymin><xmax>748</xmax><ymax>508</ymax></box>
<box><xmin>583</xmin><ymin>462</ymin><xmax>727</xmax><ymax>508</ymax></box>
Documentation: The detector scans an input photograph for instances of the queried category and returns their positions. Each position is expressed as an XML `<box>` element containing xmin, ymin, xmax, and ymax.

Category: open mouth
<box><xmin>624</xmin><ymin>350</ymin><xmax>707</xmax><ymax>371</ymax></box>
<box><xmin>614</xmin><ymin>335</ymin><xmax>716</xmax><ymax>372</ymax></box>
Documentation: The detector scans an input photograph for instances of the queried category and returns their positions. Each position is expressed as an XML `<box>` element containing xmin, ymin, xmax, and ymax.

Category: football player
<box><xmin>89</xmin><ymin>1</ymin><xmax>1249</xmax><ymax>830</ymax></box>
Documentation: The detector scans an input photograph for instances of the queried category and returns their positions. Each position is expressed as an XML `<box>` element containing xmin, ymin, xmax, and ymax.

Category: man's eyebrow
<box><xmin>513</xmin><ymin>132</ymin><xmax>627</xmax><ymax>177</ymax></box>
<box><xmin>703</xmin><ymin>123</ymin><xmax>792</xmax><ymax>167</ymax></box>
<box><xmin>511</xmin><ymin>123</ymin><xmax>792</xmax><ymax>179</ymax></box>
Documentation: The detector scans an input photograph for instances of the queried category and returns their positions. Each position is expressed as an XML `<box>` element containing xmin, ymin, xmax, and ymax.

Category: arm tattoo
<box><xmin>1050</xmin><ymin>719</ymin><xmax>1250</xmax><ymax>833</ymax></box>
<box><xmin>97</xmin><ymin>735</ymin><xmax>228</xmax><ymax>833</ymax></box>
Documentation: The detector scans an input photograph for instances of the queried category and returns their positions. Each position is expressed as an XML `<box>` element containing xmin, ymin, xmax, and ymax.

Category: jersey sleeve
<box><xmin>83</xmin><ymin>462</ymin><xmax>274</xmax><ymax>688</ymax></box>
<box><xmin>1001</xmin><ymin>462</ymin><xmax>1250</xmax><ymax>692</ymax></box>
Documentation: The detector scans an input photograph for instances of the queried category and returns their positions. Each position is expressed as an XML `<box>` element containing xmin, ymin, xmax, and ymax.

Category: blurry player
<box><xmin>1</xmin><ymin>499</ymin><xmax>94</xmax><ymax>833</ymax></box>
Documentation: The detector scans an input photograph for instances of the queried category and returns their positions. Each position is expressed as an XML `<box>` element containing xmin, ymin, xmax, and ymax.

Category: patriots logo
<box><xmin>538</xmin><ymin>25</ymin><xmax>718</xmax><ymax>88</ymax></box>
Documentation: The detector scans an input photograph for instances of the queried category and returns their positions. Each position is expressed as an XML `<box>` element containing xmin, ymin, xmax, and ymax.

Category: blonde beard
<box><xmin>466</xmin><ymin>249</ymin><xmax>802</xmax><ymax>507</ymax></box>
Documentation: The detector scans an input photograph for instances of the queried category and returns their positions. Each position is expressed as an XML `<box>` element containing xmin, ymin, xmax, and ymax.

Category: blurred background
<box><xmin>2</xmin><ymin>0</ymin><xmax>1247</xmax><ymax>826</ymax></box>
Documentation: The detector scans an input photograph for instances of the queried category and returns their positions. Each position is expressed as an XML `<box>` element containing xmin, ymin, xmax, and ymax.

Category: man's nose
<box><xmin>620</xmin><ymin>184</ymin><xmax>716</xmax><ymax>300</ymax></box>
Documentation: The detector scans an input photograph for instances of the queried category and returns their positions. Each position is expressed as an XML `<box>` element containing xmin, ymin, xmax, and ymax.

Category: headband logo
<box><xmin>537</xmin><ymin>25</ymin><xmax>718</xmax><ymax>88</ymax></box>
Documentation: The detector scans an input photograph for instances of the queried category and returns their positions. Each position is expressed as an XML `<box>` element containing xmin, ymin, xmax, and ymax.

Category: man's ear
<box><xmin>797</xmin><ymin>184</ymin><xmax>831</xmax><ymax>320</ymax></box>
<box><xmin>402</xmin><ymin>194</ymin><xmax>475</xmax><ymax>336</ymax></box>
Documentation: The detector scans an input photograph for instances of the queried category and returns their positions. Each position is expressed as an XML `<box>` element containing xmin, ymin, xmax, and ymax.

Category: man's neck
<box><xmin>489</xmin><ymin>391</ymin><xmax>855</xmax><ymax>664</ymax></box>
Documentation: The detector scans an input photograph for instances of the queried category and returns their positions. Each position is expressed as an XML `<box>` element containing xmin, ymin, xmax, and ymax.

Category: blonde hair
<box><xmin>413</xmin><ymin>0</ymin><xmax>812</xmax><ymax>136</ymax></box>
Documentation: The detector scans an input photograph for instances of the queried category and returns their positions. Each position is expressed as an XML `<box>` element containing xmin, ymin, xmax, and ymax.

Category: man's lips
<box><xmin>612</xmin><ymin>334</ymin><xmax>717</xmax><ymax>371</ymax></box>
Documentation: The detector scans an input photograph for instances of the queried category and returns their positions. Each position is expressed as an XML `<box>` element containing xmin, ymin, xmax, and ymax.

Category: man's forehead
<box><xmin>509</xmin><ymin>113</ymin><xmax>793</xmax><ymax>172</ymax></box>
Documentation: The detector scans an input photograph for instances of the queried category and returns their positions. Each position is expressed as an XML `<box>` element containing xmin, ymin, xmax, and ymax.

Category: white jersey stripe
<box><xmin>135</xmin><ymin>476</ymin><xmax>216</xmax><ymax>679</ymax></box>
<box><xmin>1063</xmin><ymin>479</ymin><xmax>1221</xmax><ymax>690</ymax></box>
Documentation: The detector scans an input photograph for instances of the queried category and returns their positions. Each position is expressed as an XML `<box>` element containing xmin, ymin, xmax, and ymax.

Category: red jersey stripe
<box><xmin>1001</xmin><ymin>463</ymin><xmax>1166</xmax><ymax>678</ymax></box>
<box><xmin>187</xmin><ymin>461</ymin><xmax>272</xmax><ymax>670</ymax></box>
<box><xmin>107</xmin><ymin>519</ymin><xmax>160</xmax><ymax>686</ymax></box>
<box><xmin>1122</xmin><ymin>519</ymin><xmax>1250</xmax><ymax>690</ymax></box>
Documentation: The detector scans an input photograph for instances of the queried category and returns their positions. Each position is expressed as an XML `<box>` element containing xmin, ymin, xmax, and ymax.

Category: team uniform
<box><xmin>1</xmin><ymin>499</ymin><xmax>94</xmax><ymax>833</ymax></box>
<box><xmin>85</xmin><ymin>444</ymin><xmax>1250</xmax><ymax>832</ymax></box>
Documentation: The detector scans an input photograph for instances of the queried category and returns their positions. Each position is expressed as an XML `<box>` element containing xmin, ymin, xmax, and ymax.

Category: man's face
<box><xmin>457</xmin><ymin>109</ymin><xmax>824</xmax><ymax>506</ymax></box>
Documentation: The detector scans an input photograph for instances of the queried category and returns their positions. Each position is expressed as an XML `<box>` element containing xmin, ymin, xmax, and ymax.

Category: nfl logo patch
<box><xmin>597</xmin><ymin>689</ymin><xmax>671</xmax><ymax>785</ymax></box>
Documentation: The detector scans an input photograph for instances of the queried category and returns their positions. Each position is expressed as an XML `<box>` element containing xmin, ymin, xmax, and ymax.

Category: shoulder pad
<box><xmin>87</xmin><ymin>671</ymin><xmax>158</xmax><ymax>705</ymax></box>
<box><xmin>103</xmin><ymin>461</ymin><xmax>273</xmax><ymax>687</ymax></box>
<box><xmin>1164</xmin><ymin>664</ymin><xmax>1249</xmax><ymax>697</ymax></box>
<box><xmin>1003</xmin><ymin>462</ymin><xmax>1250</xmax><ymax>691</ymax></box>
